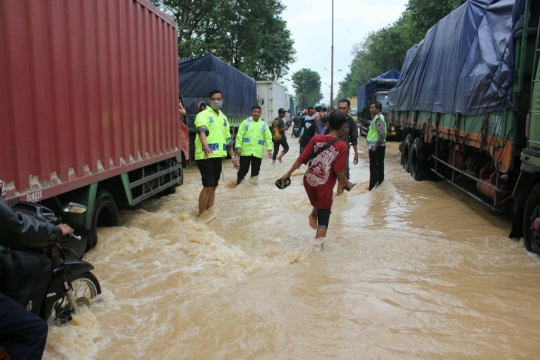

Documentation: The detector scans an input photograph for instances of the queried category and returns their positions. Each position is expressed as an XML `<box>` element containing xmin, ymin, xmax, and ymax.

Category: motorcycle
<box><xmin>291</xmin><ymin>122</ymin><xmax>302</xmax><ymax>138</ymax></box>
<box><xmin>4</xmin><ymin>201</ymin><xmax>101</xmax><ymax>324</ymax></box>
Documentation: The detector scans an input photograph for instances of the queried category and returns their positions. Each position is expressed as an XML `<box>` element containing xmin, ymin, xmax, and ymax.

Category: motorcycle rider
<box><xmin>0</xmin><ymin>183</ymin><xmax>73</xmax><ymax>360</ymax></box>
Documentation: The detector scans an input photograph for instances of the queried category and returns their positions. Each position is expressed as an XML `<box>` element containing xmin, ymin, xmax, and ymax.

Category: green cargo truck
<box><xmin>389</xmin><ymin>0</ymin><xmax>540</xmax><ymax>253</ymax></box>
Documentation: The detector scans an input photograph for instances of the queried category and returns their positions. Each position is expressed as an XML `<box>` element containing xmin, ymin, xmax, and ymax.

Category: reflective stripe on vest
<box><xmin>202</xmin><ymin>143</ymin><xmax>226</xmax><ymax>152</ymax></box>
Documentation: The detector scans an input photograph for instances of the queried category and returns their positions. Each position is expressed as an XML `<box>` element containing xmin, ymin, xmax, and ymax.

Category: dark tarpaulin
<box><xmin>389</xmin><ymin>0</ymin><xmax>525</xmax><ymax>116</ymax></box>
<box><xmin>178</xmin><ymin>54</ymin><xmax>257</xmax><ymax>131</ymax></box>
<box><xmin>357</xmin><ymin>69</ymin><xmax>401</xmax><ymax>111</ymax></box>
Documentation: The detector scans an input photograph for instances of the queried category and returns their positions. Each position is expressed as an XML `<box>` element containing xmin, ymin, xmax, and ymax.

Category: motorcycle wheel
<box><xmin>48</xmin><ymin>272</ymin><xmax>101</xmax><ymax>324</ymax></box>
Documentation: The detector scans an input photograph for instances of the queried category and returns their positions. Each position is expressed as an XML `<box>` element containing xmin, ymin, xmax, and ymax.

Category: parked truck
<box><xmin>178</xmin><ymin>54</ymin><xmax>257</xmax><ymax>158</ymax></box>
<box><xmin>256</xmin><ymin>81</ymin><xmax>290</xmax><ymax>123</ymax></box>
<box><xmin>0</xmin><ymin>0</ymin><xmax>189</xmax><ymax>254</ymax></box>
<box><xmin>388</xmin><ymin>0</ymin><xmax>540</xmax><ymax>253</ymax></box>
<box><xmin>357</xmin><ymin>70</ymin><xmax>401</xmax><ymax>138</ymax></box>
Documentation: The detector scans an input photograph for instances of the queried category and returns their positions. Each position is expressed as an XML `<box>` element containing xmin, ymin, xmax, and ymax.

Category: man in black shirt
<box><xmin>336</xmin><ymin>99</ymin><xmax>359</xmax><ymax>195</ymax></box>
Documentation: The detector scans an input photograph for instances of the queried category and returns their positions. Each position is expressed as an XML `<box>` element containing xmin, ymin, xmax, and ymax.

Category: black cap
<box><xmin>278</xmin><ymin>108</ymin><xmax>286</xmax><ymax>113</ymax></box>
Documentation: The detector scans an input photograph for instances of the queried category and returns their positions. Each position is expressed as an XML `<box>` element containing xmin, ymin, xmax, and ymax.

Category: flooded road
<box><xmin>44</xmin><ymin>135</ymin><xmax>540</xmax><ymax>359</ymax></box>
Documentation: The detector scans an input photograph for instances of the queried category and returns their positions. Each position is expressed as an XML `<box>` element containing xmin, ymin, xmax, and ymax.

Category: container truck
<box><xmin>178</xmin><ymin>54</ymin><xmax>257</xmax><ymax>159</ymax></box>
<box><xmin>357</xmin><ymin>70</ymin><xmax>401</xmax><ymax>138</ymax></box>
<box><xmin>388</xmin><ymin>0</ymin><xmax>540</xmax><ymax>253</ymax></box>
<box><xmin>0</xmin><ymin>0</ymin><xmax>189</xmax><ymax>254</ymax></box>
<box><xmin>256</xmin><ymin>81</ymin><xmax>290</xmax><ymax>123</ymax></box>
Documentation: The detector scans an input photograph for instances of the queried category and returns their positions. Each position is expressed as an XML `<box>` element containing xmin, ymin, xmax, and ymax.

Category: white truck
<box><xmin>256</xmin><ymin>81</ymin><xmax>290</xmax><ymax>123</ymax></box>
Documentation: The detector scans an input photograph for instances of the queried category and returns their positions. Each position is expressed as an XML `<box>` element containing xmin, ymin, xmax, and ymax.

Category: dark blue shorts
<box><xmin>317</xmin><ymin>208</ymin><xmax>331</xmax><ymax>229</ymax></box>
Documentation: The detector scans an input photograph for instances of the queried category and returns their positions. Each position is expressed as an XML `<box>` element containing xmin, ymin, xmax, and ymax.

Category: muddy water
<box><xmin>44</xmin><ymin>136</ymin><xmax>540</xmax><ymax>359</ymax></box>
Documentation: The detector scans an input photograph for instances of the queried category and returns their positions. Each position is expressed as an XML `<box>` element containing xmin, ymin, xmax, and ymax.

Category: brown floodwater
<box><xmin>44</xmin><ymin>136</ymin><xmax>540</xmax><ymax>359</ymax></box>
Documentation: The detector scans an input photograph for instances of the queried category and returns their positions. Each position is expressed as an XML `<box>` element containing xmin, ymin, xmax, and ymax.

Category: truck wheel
<box><xmin>402</xmin><ymin>134</ymin><xmax>413</xmax><ymax>173</ymax></box>
<box><xmin>87</xmin><ymin>191</ymin><xmax>119</xmax><ymax>252</ymax></box>
<box><xmin>523</xmin><ymin>184</ymin><xmax>540</xmax><ymax>254</ymax></box>
<box><xmin>410</xmin><ymin>138</ymin><xmax>426</xmax><ymax>181</ymax></box>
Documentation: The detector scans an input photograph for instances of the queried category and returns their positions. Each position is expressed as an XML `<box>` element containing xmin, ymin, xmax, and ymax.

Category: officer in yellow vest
<box><xmin>367</xmin><ymin>101</ymin><xmax>386</xmax><ymax>190</ymax></box>
<box><xmin>235</xmin><ymin>105</ymin><xmax>273</xmax><ymax>185</ymax></box>
<box><xmin>194</xmin><ymin>89</ymin><xmax>238</xmax><ymax>216</ymax></box>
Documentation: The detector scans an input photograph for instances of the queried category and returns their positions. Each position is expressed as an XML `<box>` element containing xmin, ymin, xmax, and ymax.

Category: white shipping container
<box><xmin>256</xmin><ymin>81</ymin><xmax>289</xmax><ymax>123</ymax></box>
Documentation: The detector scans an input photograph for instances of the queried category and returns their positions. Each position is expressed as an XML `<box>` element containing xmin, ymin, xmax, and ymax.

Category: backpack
<box><xmin>300</xmin><ymin>119</ymin><xmax>319</xmax><ymax>147</ymax></box>
<box><xmin>0</xmin><ymin>248</ymin><xmax>52</xmax><ymax>316</ymax></box>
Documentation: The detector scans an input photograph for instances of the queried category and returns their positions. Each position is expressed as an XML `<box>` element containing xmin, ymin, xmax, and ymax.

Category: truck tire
<box><xmin>410</xmin><ymin>138</ymin><xmax>426</xmax><ymax>181</ymax></box>
<box><xmin>402</xmin><ymin>134</ymin><xmax>413</xmax><ymax>173</ymax></box>
<box><xmin>87</xmin><ymin>191</ymin><xmax>119</xmax><ymax>252</ymax></box>
<box><xmin>523</xmin><ymin>184</ymin><xmax>540</xmax><ymax>254</ymax></box>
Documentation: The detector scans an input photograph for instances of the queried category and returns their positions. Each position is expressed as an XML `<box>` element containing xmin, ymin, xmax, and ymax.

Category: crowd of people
<box><xmin>0</xmin><ymin>90</ymin><xmax>386</xmax><ymax>360</ymax></box>
<box><xmin>193</xmin><ymin>89</ymin><xmax>387</xmax><ymax>240</ymax></box>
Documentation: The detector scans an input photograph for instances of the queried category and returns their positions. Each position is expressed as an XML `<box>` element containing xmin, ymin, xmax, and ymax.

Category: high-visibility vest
<box><xmin>194</xmin><ymin>108</ymin><xmax>231</xmax><ymax>160</ymax></box>
<box><xmin>235</xmin><ymin>118</ymin><xmax>273</xmax><ymax>158</ymax></box>
<box><xmin>367</xmin><ymin>113</ymin><xmax>386</xmax><ymax>147</ymax></box>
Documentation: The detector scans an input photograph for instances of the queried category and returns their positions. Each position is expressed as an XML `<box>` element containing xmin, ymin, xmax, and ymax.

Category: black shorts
<box><xmin>196</xmin><ymin>157</ymin><xmax>222</xmax><ymax>187</ymax></box>
<box><xmin>317</xmin><ymin>208</ymin><xmax>331</xmax><ymax>229</ymax></box>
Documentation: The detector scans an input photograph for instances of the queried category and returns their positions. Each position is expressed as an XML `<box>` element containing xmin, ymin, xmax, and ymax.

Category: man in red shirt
<box><xmin>281</xmin><ymin>111</ymin><xmax>355</xmax><ymax>239</ymax></box>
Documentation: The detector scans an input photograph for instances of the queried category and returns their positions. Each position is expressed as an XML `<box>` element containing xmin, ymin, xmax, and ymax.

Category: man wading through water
<box><xmin>194</xmin><ymin>89</ymin><xmax>239</xmax><ymax>216</ymax></box>
<box><xmin>367</xmin><ymin>101</ymin><xmax>386</xmax><ymax>190</ymax></box>
<box><xmin>335</xmin><ymin>99</ymin><xmax>359</xmax><ymax>195</ymax></box>
<box><xmin>235</xmin><ymin>105</ymin><xmax>273</xmax><ymax>184</ymax></box>
<box><xmin>270</xmin><ymin>108</ymin><xmax>291</xmax><ymax>164</ymax></box>
<box><xmin>281</xmin><ymin>111</ymin><xmax>355</xmax><ymax>239</ymax></box>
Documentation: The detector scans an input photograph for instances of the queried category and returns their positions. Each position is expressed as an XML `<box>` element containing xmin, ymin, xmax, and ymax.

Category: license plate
<box><xmin>390</xmin><ymin>131</ymin><xmax>396</xmax><ymax>136</ymax></box>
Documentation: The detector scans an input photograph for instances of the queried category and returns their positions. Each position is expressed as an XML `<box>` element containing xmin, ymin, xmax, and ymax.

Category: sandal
<box><xmin>275</xmin><ymin>177</ymin><xmax>291</xmax><ymax>189</ymax></box>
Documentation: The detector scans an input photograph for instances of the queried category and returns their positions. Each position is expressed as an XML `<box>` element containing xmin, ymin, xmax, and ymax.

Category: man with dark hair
<box><xmin>235</xmin><ymin>105</ymin><xmax>273</xmax><ymax>184</ymax></box>
<box><xmin>281</xmin><ymin>111</ymin><xmax>355</xmax><ymax>239</ymax></box>
<box><xmin>336</xmin><ymin>98</ymin><xmax>359</xmax><ymax>195</ymax></box>
<box><xmin>367</xmin><ymin>101</ymin><xmax>386</xmax><ymax>190</ymax></box>
<box><xmin>291</xmin><ymin>111</ymin><xmax>304</xmax><ymax>138</ymax></box>
<box><xmin>194</xmin><ymin>89</ymin><xmax>239</xmax><ymax>216</ymax></box>
<box><xmin>270</xmin><ymin>108</ymin><xmax>290</xmax><ymax>163</ymax></box>
<box><xmin>299</xmin><ymin>106</ymin><xmax>321</xmax><ymax>154</ymax></box>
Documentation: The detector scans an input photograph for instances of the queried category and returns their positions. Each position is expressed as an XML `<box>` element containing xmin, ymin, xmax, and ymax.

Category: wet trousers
<box><xmin>0</xmin><ymin>293</ymin><xmax>48</xmax><ymax>360</ymax></box>
<box><xmin>272</xmin><ymin>139</ymin><xmax>289</xmax><ymax>160</ymax></box>
<box><xmin>369</xmin><ymin>146</ymin><xmax>385</xmax><ymax>190</ymax></box>
<box><xmin>237</xmin><ymin>155</ymin><xmax>262</xmax><ymax>184</ymax></box>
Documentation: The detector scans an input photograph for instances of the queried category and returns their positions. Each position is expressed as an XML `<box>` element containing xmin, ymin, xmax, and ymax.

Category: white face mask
<box><xmin>210</xmin><ymin>100</ymin><xmax>223</xmax><ymax>110</ymax></box>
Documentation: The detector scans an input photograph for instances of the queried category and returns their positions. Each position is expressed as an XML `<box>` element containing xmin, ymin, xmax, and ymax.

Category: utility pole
<box><xmin>330</xmin><ymin>0</ymin><xmax>334</xmax><ymax>108</ymax></box>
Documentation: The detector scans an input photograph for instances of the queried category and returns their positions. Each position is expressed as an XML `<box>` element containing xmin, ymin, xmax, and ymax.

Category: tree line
<box><xmin>149</xmin><ymin>0</ymin><xmax>295</xmax><ymax>81</ymax></box>
<box><xmin>335</xmin><ymin>0</ymin><xmax>467</xmax><ymax>102</ymax></box>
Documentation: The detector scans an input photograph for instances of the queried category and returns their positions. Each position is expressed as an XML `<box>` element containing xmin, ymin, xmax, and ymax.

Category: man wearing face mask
<box><xmin>194</xmin><ymin>90</ymin><xmax>239</xmax><ymax>216</ymax></box>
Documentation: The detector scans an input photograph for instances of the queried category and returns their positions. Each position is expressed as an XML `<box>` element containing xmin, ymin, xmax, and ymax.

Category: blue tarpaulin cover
<box><xmin>178</xmin><ymin>54</ymin><xmax>257</xmax><ymax>131</ymax></box>
<box><xmin>357</xmin><ymin>69</ymin><xmax>401</xmax><ymax>111</ymax></box>
<box><xmin>389</xmin><ymin>0</ymin><xmax>525</xmax><ymax>116</ymax></box>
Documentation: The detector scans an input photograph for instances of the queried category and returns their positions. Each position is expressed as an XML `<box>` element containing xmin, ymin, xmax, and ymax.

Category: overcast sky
<box><xmin>280</xmin><ymin>0</ymin><xmax>408</xmax><ymax>105</ymax></box>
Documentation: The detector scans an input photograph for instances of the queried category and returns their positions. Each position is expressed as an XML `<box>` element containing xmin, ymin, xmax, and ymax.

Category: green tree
<box><xmin>149</xmin><ymin>0</ymin><xmax>295</xmax><ymax>80</ymax></box>
<box><xmin>292</xmin><ymin>69</ymin><xmax>323</xmax><ymax>110</ymax></box>
<box><xmin>407</xmin><ymin>0</ymin><xmax>466</xmax><ymax>43</ymax></box>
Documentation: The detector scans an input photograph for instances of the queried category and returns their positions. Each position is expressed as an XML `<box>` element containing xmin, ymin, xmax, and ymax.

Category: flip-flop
<box><xmin>275</xmin><ymin>177</ymin><xmax>291</xmax><ymax>189</ymax></box>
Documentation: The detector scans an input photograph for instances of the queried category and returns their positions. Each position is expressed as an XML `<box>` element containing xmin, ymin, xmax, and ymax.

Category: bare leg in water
<box><xmin>308</xmin><ymin>207</ymin><xmax>317</xmax><ymax>229</ymax></box>
<box><xmin>198</xmin><ymin>186</ymin><xmax>217</xmax><ymax>216</ymax></box>
<box><xmin>336</xmin><ymin>179</ymin><xmax>345</xmax><ymax>195</ymax></box>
